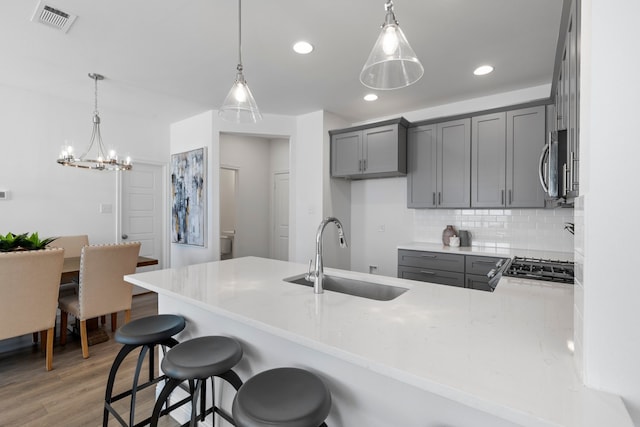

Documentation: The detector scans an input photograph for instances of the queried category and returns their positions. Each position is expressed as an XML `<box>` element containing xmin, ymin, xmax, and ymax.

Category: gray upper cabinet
<box><xmin>506</xmin><ymin>106</ymin><xmax>546</xmax><ymax>208</ymax></box>
<box><xmin>330</xmin><ymin>118</ymin><xmax>408</xmax><ymax>179</ymax></box>
<box><xmin>408</xmin><ymin>119</ymin><xmax>470</xmax><ymax>208</ymax></box>
<box><xmin>438</xmin><ymin>119</ymin><xmax>471</xmax><ymax>208</ymax></box>
<box><xmin>471</xmin><ymin>106</ymin><xmax>545</xmax><ymax>208</ymax></box>
<box><xmin>407</xmin><ymin>124</ymin><xmax>437</xmax><ymax>208</ymax></box>
<box><xmin>471</xmin><ymin>112</ymin><xmax>507</xmax><ymax>208</ymax></box>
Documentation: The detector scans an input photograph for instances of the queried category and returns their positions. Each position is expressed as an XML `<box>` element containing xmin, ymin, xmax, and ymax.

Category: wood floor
<box><xmin>0</xmin><ymin>293</ymin><xmax>179</xmax><ymax>427</ymax></box>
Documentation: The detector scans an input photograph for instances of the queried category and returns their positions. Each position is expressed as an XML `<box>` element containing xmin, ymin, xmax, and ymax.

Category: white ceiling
<box><xmin>0</xmin><ymin>0</ymin><xmax>564</xmax><ymax>123</ymax></box>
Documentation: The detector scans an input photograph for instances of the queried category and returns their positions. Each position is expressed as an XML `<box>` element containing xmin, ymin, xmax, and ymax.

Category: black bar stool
<box><xmin>232</xmin><ymin>367</ymin><xmax>331</xmax><ymax>427</ymax></box>
<box><xmin>103</xmin><ymin>314</ymin><xmax>186</xmax><ymax>427</ymax></box>
<box><xmin>150</xmin><ymin>335</ymin><xmax>244</xmax><ymax>427</ymax></box>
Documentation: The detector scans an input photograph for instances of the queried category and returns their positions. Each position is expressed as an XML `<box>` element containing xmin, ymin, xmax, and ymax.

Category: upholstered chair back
<box><xmin>48</xmin><ymin>235</ymin><xmax>89</xmax><ymax>258</ymax></box>
<box><xmin>78</xmin><ymin>242</ymin><xmax>141</xmax><ymax>320</ymax></box>
<box><xmin>0</xmin><ymin>248</ymin><xmax>65</xmax><ymax>340</ymax></box>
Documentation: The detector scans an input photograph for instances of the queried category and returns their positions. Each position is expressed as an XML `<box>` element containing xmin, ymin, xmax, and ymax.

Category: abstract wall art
<box><xmin>171</xmin><ymin>147</ymin><xmax>206</xmax><ymax>246</ymax></box>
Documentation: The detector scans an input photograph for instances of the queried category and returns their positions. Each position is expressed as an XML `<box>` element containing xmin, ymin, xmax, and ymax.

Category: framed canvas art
<box><xmin>171</xmin><ymin>147</ymin><xmax>206</xmax><ymax>246</ymax></box>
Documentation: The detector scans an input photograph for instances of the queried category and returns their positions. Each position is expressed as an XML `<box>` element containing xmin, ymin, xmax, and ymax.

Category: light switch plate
<box><xmin>99</xmin><ymin>203</ymin><xmax>112</xmax><ymax>214</ymax></box>
<box><xmin>0</xmin><ymin>190</ymin><xmax>9</xmax><ymax>200</ymax></box>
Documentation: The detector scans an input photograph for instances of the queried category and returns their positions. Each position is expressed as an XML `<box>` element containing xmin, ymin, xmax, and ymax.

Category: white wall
<box><xmin>293</xmin><ymin>111</ymin><xmax>325</xmax><ymax>264</ymax></box>
<box><xmin>322</xmin><ymin>112</ymin><xmax>352</xmax><ymax>270</ymax></box>
<box><xmin>220</xmin><ymin>133</ymin><xmax>271</xmax><ymax>258</ymax></box>
<box><xmin>0</xmin><ymin>83</ymin><xmax>169</xmax><ymax>244</ymax></box>
<box><xmin>580</xmin><ymin>0</ymin><xmax>640</xmax><ymax>423</ymax></box>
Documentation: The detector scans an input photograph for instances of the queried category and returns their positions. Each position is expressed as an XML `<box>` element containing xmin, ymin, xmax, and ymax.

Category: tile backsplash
<box><xmin>413</xmin><ymin>208</ymin><xmax>575</xmax><ymax>252</ymax></box>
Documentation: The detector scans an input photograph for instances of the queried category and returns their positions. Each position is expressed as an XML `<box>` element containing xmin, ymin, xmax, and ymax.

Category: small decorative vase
<box><xmin>442</xmin><ymin>225</ymin><xmax>456</xmax><ymax>246</ymax></box>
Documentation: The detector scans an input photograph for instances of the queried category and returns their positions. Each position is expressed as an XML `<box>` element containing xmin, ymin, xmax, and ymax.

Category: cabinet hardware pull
<box><xmin>358</xmin><ymin>159</ymin><xmax>362</xmax><ymax>172</ymax></box>
<box><xmin>363</xmin><ymin>159</ymin><xmax>367</xmax><ymax>171</ymax></box>
<box><xmin>508</xmin><ymin>189</ymin><xmax>512</xmax><ymax>205</ymax></box>
<box><xmin>419</xmin><ymin>270</ymin><xmax>436</xmax><ymax>275</ymax></box>
<box><xmin>438</xmin><ymin>192</ymin><xmax>442</xmax><ymax>205</ymax></box>
<box><xmin>432</xmin><ymin>192</ymin><xmax>436</xmax><ymax>206</ymax></box>
<box><xmin>420</xmin><ymin>255</ymin><xmax>437</xmax><ymax>258</ymax></box>
<box><xmin>473</xmin><ymin>261</ymin><xmax>495</xmax><ymax>265</ymax></box>
<box><xmin>501</xmin><ymin>190</ymin><xmax>504</xmax><ymax>205</ymax></box>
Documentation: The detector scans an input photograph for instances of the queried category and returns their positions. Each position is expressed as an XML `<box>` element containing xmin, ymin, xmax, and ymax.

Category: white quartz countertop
<box><xmin>398</xmin><ymin>242</ymin><xmax>574</xmax><ymax>261</ymax></box>
<box><xmin>125</xmin><ymin>256</ymin><xmax>629</xmax><ymax>427</ymax></box>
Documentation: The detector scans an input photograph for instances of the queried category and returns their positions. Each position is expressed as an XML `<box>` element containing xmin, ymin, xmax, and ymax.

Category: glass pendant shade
<box><xmin>219</xmin><ymin>0</ymin><xmax>262</xmax><ymax>123</ymax></box>
<box><xmin>360</xmin><ymin>1</ymin><xmax>424</xmax><ymax>90</ymax></box>
<box><xmin>219</xmin><ymin>67</ymin><xmax>262</xmax><ymax>123</ymax></box>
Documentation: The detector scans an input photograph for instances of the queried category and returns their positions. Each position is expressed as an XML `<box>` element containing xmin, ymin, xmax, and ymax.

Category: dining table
<box><xmin>59</xmin><ymin>255</ymin><xmax>158</xmax><ymax>345</ymax></box>
<box><xmin>61</xmin><ymin>255</ymin><xmax>158</xmax><ymax>284</ymax></box>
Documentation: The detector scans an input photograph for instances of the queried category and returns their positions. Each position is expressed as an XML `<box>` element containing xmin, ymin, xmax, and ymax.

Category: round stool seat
<box><xmin>161</xmin><ymin>336</ymin><xmax>243</xmax><ymax>380</ymax></box>
<box><xmin>232</xmin><ymin>367</ymin><xmax>331</xmax><ymax>427</ymax></box>
<box><xmin>115</xmin><ymin>314</ymin><xmax>186</xmax><ymax>345</ymax></box>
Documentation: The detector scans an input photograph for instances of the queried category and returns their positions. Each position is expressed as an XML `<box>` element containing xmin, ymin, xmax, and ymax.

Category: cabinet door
<box><xmin>407</xmin><ymin>125</ymin><xmax>437</xmax><ymax>208</ymax></box>
<box><xmin>437</xmin><ymin>118</ymin><xmax>471</xmax><ymax>208</ymax></box>
<box><xmin>363</xmin><ymin>124</ymin><xmax>405</xmax><ymax>175</ymax></box>
<box><xmin>567</xmin><ymin>0</ymin><xmax>579</xmax><ymax>196</ymax></box>
<box><xmin>471</xmin><ymin>112</ymin><xmax>506</xmax><ymax>208</ymax></box>
<box><xmin>331</xmin><ymin>131</ymin><xmax>362</xmax><ymax>177</ymax></box>
<box><xmin>506</xmin><ymin>106</ymin><xmax>545</xmax><ymax>208</ymax></box>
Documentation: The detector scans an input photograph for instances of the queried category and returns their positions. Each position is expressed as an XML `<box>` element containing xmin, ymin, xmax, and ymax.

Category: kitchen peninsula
<box><xmin>125</xmin><ymin>257</ymin><xmax>632</xmax><ymax>427</ymax></box>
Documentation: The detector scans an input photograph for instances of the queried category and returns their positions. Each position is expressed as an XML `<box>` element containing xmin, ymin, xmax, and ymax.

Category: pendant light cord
<box><xmin>237</xmin><ymin>0</ymin><xmax>243</xmax><ymax>72</ymax></box>
<box><xmin>93</xmin><ymin>75</ymin><xmax>99</xmax><ymax>115</ymax></box>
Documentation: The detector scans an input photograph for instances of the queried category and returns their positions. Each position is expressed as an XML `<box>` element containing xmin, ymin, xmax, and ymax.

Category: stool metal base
<box><xmin>103</xmin><ymin>338</ymin><xmax>179</xmax><ymax>427</ymax></box>
<box><xmin>150</xmin><ymin>369</ymin><xmax>243</xmax><ymax>427</ymax></box>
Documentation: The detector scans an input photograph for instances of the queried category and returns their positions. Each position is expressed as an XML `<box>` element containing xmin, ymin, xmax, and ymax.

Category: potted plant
<box><xmin>0</xmin><ymin>232</ymin><xmax>57</xmax><ymax>252</ymax></box>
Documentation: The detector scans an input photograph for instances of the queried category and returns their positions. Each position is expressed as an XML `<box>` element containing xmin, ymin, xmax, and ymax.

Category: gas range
<box><xmin>503</xmin><ymin>256</ymin><xmax>574</xmax><ymax>284</ymax></box>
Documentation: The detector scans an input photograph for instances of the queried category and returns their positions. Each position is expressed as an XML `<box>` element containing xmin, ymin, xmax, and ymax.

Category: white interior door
<box><xmin>273</xmin><ymin>172</ymin><xmax>289</xmax><ymax>261</ymax></box>
<box><xmin>120</xmin><ymin>163</ymin><xmax>164</xmax><ymax>292</ymax></box>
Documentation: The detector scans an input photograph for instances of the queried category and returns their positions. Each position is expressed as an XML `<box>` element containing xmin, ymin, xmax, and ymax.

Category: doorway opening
<box><xmin>219</xmin><ymin>133</ymin><xmax>290</xmax><ymax>260</ymax></box>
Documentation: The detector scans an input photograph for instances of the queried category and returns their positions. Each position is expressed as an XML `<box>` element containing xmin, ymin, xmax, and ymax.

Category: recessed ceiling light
<box><xmin>364</xmin><ymin>94</ymin><xmax>378</xmax><ymax>102</ymax></box>
<box><xmin>473</xmin><ymin>65</ymin><xmax>494</xmax><ymax>76</ymax></box>
<box><xmin>293</xmin><ymin>41</ymin><xmax>314</xmax><ymax>54</ymax></box>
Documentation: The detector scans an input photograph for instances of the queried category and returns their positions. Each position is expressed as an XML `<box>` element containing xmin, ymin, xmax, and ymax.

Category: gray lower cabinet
<box><xmin>407</xmin><ymin>118</ymin><xmax>471</xmax><ymax>208</ymax></box>
<box><xmin>471</xmin><ymin>106</ymin><xmax>546</xmax><ymax>208</ymax></box>
<box><xmin>330</xmin><ymin>119</ymin><xmax>408</xmax><ymax>179</ymax></box>
<box><xmin>398</xmin><ymin>250</ymin><xmax>504</xmax><ymax>292</ymax></box>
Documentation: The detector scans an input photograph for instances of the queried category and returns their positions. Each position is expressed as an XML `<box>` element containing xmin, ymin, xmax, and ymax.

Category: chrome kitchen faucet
<box><xmin>306</xmin><ymin>217</ymin><xmax>348</xmax><ymax>294</ymax></box>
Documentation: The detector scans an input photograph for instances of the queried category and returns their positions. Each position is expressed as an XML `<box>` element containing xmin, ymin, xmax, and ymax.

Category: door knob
<box><xmin>121</xmin><ymin>234</ymin><xmax>128</xmax><ymax>240</ymax></box>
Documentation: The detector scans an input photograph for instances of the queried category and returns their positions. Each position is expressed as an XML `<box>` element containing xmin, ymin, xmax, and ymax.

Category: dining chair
<box><xmin>48</xmin><ymin>235</ymin><xmax>89</xmax><ymax>297</ymax></box>
<box><xmin>58</xmin><ymin>242</ymin><xmax>141</xmax><ymax>359</ymax></box>
<box><xmin>0</xmin><ymin>248</ymin><xmax>65</xmax><ymax>371</ymax></box>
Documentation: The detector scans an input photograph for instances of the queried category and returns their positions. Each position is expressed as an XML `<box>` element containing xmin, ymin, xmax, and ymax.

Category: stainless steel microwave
<box><xmin>539</xmin><ymin>130</ymin><xmax>568</xmax><ymax>201</ymax></box>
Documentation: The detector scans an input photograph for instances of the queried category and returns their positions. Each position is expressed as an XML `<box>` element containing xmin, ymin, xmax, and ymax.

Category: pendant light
<box><xmin>219</xmin><ymin>0</ymin><xmax>262</xmax><ymax>123</ymax></box>
<box><xmin>360</xmin><ymin>0</ymin><xmax>424</xmax><ymax>90</ymax></box>
<box><xmin>57</xmin><ymin>73</ymin><xmax>132</xmax><ymax>171</ymax></box>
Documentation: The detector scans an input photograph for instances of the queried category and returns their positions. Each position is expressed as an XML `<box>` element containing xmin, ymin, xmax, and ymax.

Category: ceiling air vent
<box><xmin>31</xmin><ymin>1</ymin><xmax>77</xmax><ymax>33</ymax></box>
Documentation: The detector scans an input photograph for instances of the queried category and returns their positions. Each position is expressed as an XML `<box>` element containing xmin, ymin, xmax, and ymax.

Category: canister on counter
<box><xmin>458</xmin><ymin>230</ymin><xmax>471</xmax><ymax>246</ymax></box>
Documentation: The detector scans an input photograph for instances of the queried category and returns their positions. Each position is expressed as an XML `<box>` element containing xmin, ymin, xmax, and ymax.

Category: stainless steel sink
<box><xmin>283</xmin><ymin>274</ymin><xmax>408</xmax><ymax>301</ymax></box>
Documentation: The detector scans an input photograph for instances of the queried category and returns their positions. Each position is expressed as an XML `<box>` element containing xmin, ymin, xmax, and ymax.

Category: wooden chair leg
<box><xmin>101</xmin><ymin>315</ymin><xmax>107</xmax><ymax>325</ymax></box>
<box><xmin>40</xmin><ymin>330</ymin><xmax>47</xmax><ymax>352</ymax></box>
<box><xmin>124</xmin><ymin>309</ymin><xmax>131</xmax><ymax>324</ymax></box>
<box><xmin>111</xmin><ymin>313</ymin><xmax>117</xmax><ymax>332</ymax></box>
<box><xmin>45</xmin><ymin>327</ymin><xmax>54</xmax><ymax>371</ymax></box>
<box><xmin>32</xmin><ymin>332</ymin><xmax>39</xmax><ymax>343</ymax></box>
<box><xmin>60</xmin><ymin>311</ymin><xmax>68</xmax><ymax>346</ymax></box>
<box><xmin>80</xmin><ymin>320</ymin><xmax>89</xmax><ymax>359</ymax></box>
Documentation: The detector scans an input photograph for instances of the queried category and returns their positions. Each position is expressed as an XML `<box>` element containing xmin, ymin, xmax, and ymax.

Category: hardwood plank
<box><xmin>0</xmin><ymin>293</ymin><xmax>179</xmax><ymax>427</ymax></box>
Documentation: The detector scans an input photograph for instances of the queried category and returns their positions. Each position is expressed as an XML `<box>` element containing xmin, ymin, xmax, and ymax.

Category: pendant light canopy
<box><xmin>360</xmin><ymin>1</ymin><xmax>424</xmax><ymax>90</ymax></box>
<box><xmin>57</xmin><ymin>73</ymin><xmax>132</xmax><ymax>171</ymax></box>
<box><xmin>219</xmin><ymin>0</ymin><xmax>262</xmax><ymax>123</ymax></box>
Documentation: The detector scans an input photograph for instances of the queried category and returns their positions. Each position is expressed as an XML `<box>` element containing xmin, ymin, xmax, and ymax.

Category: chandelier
<box><xmin>57</xmin><ymin>73</ymin><xmax>132</xmax><ymax>171</ymax></box>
